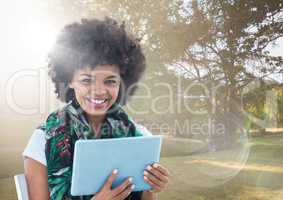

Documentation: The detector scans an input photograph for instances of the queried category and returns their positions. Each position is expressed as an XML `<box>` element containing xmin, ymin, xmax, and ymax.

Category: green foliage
<box><xmin>69</xmin><ymin>0</ymin><xmax>283</xmax><ymax>137</ymax></box>
<box><xmin>244</xmin><ymin>82</ymin><xmax>283</xmax><ymax>128</ymax></box>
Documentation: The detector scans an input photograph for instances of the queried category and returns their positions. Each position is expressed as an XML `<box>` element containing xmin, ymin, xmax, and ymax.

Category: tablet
<box><xmin>71</xmin><ymin>135</ymin><xmax>162</xmax><ymax>196</ymax></box>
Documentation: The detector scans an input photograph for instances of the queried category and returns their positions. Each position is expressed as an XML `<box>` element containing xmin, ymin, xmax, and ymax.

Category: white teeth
<box><xmin>88</xmin><ymin>98</ymin><xmax>107</xmax><ymax>104</ymax></box>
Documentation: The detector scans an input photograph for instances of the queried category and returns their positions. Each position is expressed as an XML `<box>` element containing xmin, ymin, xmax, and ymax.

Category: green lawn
<box><xmin>1</xmin><ymin>136</ymin><xmax>283</xmax><ymax>200</ymax></box>
<box><xmin>158</xmin><ymin>136</ymin><xmax>283</xmax><ymax>200</ymax></box>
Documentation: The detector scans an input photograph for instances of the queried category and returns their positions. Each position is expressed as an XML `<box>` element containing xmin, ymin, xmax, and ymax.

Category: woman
<box><xmin>23</xmin><ymin>17</ymin><xmax>170</xmax><ymax>200</ymax></box>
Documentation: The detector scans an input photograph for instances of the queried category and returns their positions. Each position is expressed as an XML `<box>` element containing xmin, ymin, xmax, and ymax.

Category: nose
<box><xmin>89</xmin><ymin>80</ymin><xmax>107</xmax><ymax>96</ymax></box>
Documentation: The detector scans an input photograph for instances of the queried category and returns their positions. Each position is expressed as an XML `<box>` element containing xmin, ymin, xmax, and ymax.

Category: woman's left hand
<box><xmin>143</xmin><ymin>163</ymin><xmax>170</xmax><ymax>193</ymax></box>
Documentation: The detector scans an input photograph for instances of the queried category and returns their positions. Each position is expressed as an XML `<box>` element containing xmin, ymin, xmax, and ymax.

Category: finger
<box><xmin>145</xmin><ymin>166</ymin><xmax>169</xmax><ymax>184</ymax></box>
<box><xmin>102</xmin><ymin>169</ymin><xmax>118</xmax><ymax>189</ymax></box>
<box><xmin>113</xmin><ymin>184</ymin><xmax>134</xmax><ymax>200</ymax></box>
<box><xmin>144</xmin><ymin>175</ymin><xmax>162</xmax><ymax>193</ymax></box>
<box><xmin>152</xmin><ymin>163</ymin><xmax>171</xmax><ymax>177</ymax></box>
<box><xmin>112</xmin><ymin>177</ymin><xmax>133</xmax><ymax>197</ymax></box>
<box><xmin>143</xmin><ymin>170</ymin><xmax>165</xmax><ymax>188</ymax></box>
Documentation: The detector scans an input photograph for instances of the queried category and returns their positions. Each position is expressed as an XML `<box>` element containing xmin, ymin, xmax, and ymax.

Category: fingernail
<box><xmin>131</xmin><ymin>184</ymin><xmax>135</xmax><ymax>190</ymax></box>
<box><xmin>147</xmin><ymin>166</ymin><xmax>152</xmax><ymax>170</ymax></box>
<box><xmin>153</xmin><ymin>163</ymin><xmax>158</xmax><ymax>168</ymax></box>
<box><xmin>113</xmin><ymin>169</ymin><xmax>118</xmax><ymax>174</ymax></box>
<box><xmin>144</xmin><ymin>171</ymin><xmax>148</xmax><ymax>176</ymax></box>
<box><xmin>144</xmin><ymin>176</ymin><xmax>148</xmax><ymax>180</ymax></box>
<box><xmin>128</xmin><ymin>177</ymin><xmax>133</xmax><ymax>182</ymax></box>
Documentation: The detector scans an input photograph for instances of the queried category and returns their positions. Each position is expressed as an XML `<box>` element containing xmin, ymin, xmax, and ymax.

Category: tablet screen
<box><xmin>71</xmin><ymin>135</ymin><xmax>162</xmax><ymax>196</ymax></box>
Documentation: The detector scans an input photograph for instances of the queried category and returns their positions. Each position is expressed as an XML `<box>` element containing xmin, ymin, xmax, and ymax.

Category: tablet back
<box><xmin>71</xmin><ymin>135</ymin><xmax>162</xmax><ymax>196</ymax></box>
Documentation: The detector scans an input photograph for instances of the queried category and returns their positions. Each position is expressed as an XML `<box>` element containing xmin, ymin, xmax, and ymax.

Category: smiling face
<box><xmin>69</xmin><ymin>64</ymin><xmax>121</xmax><ymax>118</ymax></box>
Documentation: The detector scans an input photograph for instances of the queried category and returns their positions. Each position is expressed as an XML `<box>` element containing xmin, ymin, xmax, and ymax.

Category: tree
<box><xmin>69</xmin><ymin>0</ymin><xmax>283</xmax><ymax>146</ymax></box>
<box><xmin>175</xmin><ymin>0</ymin><xmax>283</xmax><ymax>146</ymax></box>
<box><xmin>243</xmin><ymin>81</ymin><xmax>283</xmax><ymax>134</ymax></box>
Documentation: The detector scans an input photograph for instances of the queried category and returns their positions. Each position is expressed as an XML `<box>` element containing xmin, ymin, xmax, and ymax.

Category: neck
<box><xmin>87</xmin><ymin>114</ymin><xmax>106</xmax><ymax>128</ymax></box>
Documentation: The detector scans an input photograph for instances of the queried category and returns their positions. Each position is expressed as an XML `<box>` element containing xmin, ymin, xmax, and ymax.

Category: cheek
<box><xmin>110</xmin><ymin>87</ymin><xmax>120</xmax><ymax>99</ymax></box>
<box><xmin>73</xmin><ymin>87</ymin><xmax>88</xmax><ymax>100</ymax></box>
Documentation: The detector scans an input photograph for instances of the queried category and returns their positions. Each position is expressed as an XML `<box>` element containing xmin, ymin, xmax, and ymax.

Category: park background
<box><xmin>0</xmin><ymin>0</ymin><xmax>283</xmax><ymax>199</ymax></box>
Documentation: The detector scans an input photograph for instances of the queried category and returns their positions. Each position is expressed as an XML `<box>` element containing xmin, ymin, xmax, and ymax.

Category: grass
<box><xmin>1</xmin><ymin>136</ymin><xmax>283</xmax><ymax>200</ymax></box>
<box><xmin>158</xmin><ymin>135</ymin><xmax>283</xmax><ymax>200</ymax></box>
<box><xmin>0</xmin><ymin>177</ymin><xmax>16</xmax><ymax>200</ymax></box>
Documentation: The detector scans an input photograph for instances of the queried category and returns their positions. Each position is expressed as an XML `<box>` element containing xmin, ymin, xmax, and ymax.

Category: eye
<box><xmin>80</xmin><ymin>79</ymin><xmax>91</xmax><ymax>85</ymax></box>
<box><xmin>104</xmin><ymin>79</ymin><xmax>118</xmax><ymax>85</ymax></box>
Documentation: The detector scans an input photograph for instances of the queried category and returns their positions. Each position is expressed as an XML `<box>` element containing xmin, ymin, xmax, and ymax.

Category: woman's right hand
<box><xmin>91</xmin><ymin>169</ymin><xmax>135</xmax><ymax>200</ymax></box>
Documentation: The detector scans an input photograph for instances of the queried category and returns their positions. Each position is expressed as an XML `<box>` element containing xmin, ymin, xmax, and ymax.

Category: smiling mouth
<box><xmin>86</xmin><ymin>97</ymin><xmax>110</xmax><ymax>107</ymax></box>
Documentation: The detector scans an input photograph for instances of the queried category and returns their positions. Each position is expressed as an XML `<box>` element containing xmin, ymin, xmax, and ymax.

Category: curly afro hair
<box><xmin>48</xmin><ymin>17</ymin><xmax>146</xmax><ymax>105</ymax></box>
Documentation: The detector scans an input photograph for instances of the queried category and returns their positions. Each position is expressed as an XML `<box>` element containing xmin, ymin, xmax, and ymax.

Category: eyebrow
<box><xmin>80</xmin><ymin>74</ymin><xmax>120</xmax><ymax>79</ymax></box>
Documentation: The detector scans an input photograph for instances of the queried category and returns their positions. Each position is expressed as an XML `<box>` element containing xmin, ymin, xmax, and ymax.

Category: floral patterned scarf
<box><xmin>37</xmin><ymin>99</ymin><xmax>143</xmax><ymax>200</ymax></box>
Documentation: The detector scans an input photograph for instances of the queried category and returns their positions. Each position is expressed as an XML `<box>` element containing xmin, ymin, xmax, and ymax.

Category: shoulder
<box><xmin>134</xmin><ymin>122</ymin><xmax>153</xmax><ymax>136</ymax></box>
<box><xmin>39</xmin><ymin>104</ymin><xmax>70</xmax><ymax>138</ymax></box>
<box><xmin>23</xmin><ymin>128</ymin><xmax>47</xmax><ymax>166</ymax></box>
